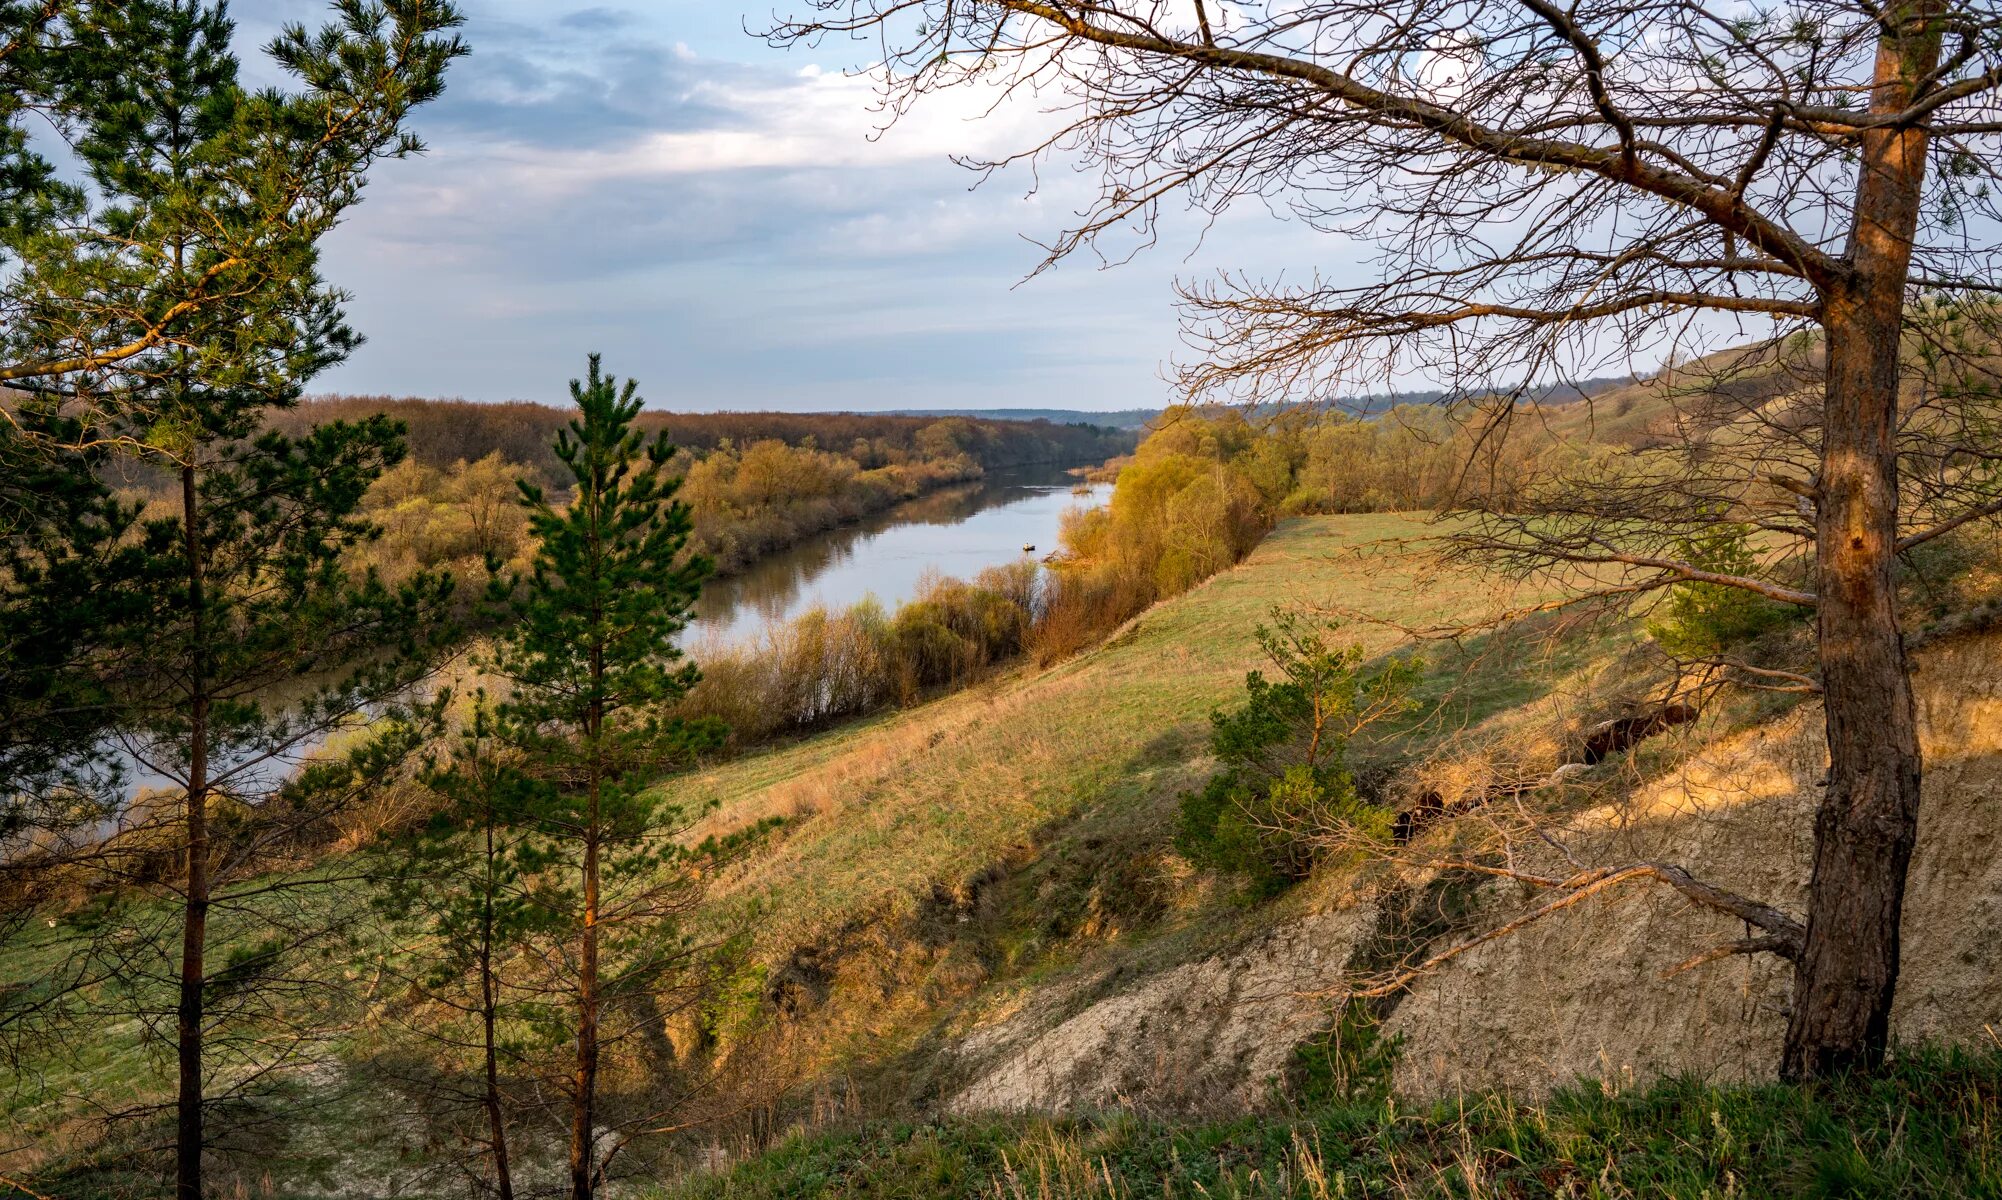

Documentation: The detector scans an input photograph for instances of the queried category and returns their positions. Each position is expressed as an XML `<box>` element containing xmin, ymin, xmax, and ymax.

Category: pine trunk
<box><xmin>1781</xmin><ymin>11</ymin><xmax>1938</xmax><ymax>1081</ymax></box>
<box><xmin>481</xmin><ymin>819</ymin><xmax>514</xmax><ymax>1200</ymax></box>
<box><xmin>176</xmin><ymin>464</ymin><xmax>209</xmax><ymax>1200</ymax></box>
<box><xmin>569</xmin><ymin>786</ymin><xmax>601</xmax><ymax>1199</ymax></box>
<box><xmin>570</xmin><ymin>629</ymin><xmax>606</xmax><ymax>1200</ymax></box>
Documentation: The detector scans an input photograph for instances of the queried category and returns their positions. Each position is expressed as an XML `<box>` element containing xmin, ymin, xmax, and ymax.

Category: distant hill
<box><xmin>885</xmin><ymin>407</ymin><xmax>1161</xmax><ymax>430</ymax></box>
<box><xmin>885</xmin><ymin>375</ymin><xmax>1643</xmax><ymax>432</ymax></box>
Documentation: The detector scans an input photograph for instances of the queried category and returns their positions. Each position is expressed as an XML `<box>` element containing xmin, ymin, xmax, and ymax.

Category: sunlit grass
<box><xmin>672</xmin><ymin>514</ymin><xmax>1520</xmax><ymax>954</ymax></box>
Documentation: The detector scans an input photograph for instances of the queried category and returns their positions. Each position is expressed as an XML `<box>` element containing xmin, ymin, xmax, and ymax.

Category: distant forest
<box><xmin>889</xmin><ymin>406</ymin><xmax>1163</xmax><ymax>429</ymax></box>
<box><xmin>284</xmin><ymin>395</ymin><xmax>1137</xmax><ymax>480</ymax></box>
<box><xmin>889</xmin><ymin>375</ymin><xmax>1642</xmax><ymax>432</ymax></box>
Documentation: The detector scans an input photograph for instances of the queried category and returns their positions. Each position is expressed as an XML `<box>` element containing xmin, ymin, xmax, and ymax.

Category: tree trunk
<box><xmin>481</xmin><ymin>819</ymin><xmax>514</xmax><ymax>1200</ymax></box>
<box><xmin>176</xmin><ymin>464</ymin><xmax>209</xmax><ymax>1200</ymax></box>
<box><xmin>569</xmin><ymin>786</ymin><xmax>601</xmax><ymax>1200</ymax></box>
<box><xmin>1783</xmin><ymin>12</ymin><xmax>1939</xmax><ymax>1081</ymax></box>
<box><xmin>570</xmin><ymin>447</ymin><xmax>610</xmax><ymax>1198</ymax></box>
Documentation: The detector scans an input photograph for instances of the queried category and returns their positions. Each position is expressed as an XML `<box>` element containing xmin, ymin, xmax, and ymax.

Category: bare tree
<box><xmin>770</xmin><ymin>0</ymin><xmax>2002</xmax><ymax>1077</ymax></box>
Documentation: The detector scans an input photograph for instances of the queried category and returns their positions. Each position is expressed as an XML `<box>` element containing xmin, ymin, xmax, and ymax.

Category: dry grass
<box><xmin>669</xmin><ymin>514</ymin><xmax>1537</xmax><ymax>959</ymax></box>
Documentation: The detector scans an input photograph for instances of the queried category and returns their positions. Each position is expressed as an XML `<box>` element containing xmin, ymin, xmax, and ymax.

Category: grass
<box><xmin>652</xmin><ymin>1046</ymin><xmax>2002</xmax><ymax>1199</ymax></box>
<box><xmin>4</xmin><ymin>515</ymin><xmax>1512</xmax><ymax>1185</ymax></box>
<box><xmin>675</xmin><ymin>514</ymin><xmax>1530</xmax><ymax>957</ymax></box>
<box><xmin>640</xmin><ymin>512</ymin><xmax>1634</xmax><ymax>1133</ymax></box>
<box><xmin>0</xmin><ymin>512</ymin><xmax>1850</xmax><ymax>1193</ymax></box>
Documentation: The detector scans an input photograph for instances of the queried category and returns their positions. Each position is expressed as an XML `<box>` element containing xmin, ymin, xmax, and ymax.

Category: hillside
<box><xmin>9</xmin><ymin>504</ymin><xmax>2002</xmax><ymax>1194</ymax></box>
<box><xmin>638</xmin><ymin>511</ymin><xmax>2002</xmax><ymax>1197</ymax></box>
<box><xmin>640</xmin><ymin>507</ymin><xmax>2002</xmax><ymax>1145</ymax></box>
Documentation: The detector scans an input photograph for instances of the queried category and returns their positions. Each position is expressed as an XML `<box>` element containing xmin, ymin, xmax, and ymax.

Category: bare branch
<box><xmin>1347</xmin><ymin>859</ymin><xmax>1804</xmax><ymax>1000</ymax></box>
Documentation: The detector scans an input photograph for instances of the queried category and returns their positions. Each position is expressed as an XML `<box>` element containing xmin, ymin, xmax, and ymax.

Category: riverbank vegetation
<box><xmin>276</xmin><ymin>399</ymin><xmax>1133</xmax><ymax>480</ymax></box>
<box><xmin>301</xmin><ymin>406</ymin><xmax>1132</xmax><ymax>585</ymax></box>
<box><xmin>676</xmin><ymin>405</ymin><xmax>1303</xmax><ymax>747</ymax></box>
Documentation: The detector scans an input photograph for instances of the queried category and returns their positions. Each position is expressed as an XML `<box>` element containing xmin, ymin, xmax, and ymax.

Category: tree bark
<box><xmin>481</xmin><ymin>818</ymin><xmax>514</xmax><ymax>1200</ymax></box>
<box><xmin>176</xmin><ymin>463</ymin><xmax>209</xmax><ymax>1200</ymax></box>
<box><xmin>569</xmin><ymin>775</ymin><xmax>601</xmax><ymax>1200</ymax></box>
<box><xmin>570</xmin><ymin>624</ymin><xmax>606</xmax><ymax>1199</ymax></box>
<box><xmin>1783</xmin><ymin>10</ymin><xmax>1939</xmax><ymax>1081</ymax></box>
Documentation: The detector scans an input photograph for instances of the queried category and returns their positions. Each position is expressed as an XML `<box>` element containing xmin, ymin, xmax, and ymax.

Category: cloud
<box><xmin>282</xmin><ymin>1</ymin><xmax>1329</xmax><ymax>410</ymax></box>
<box><xmin>347</xmin><ymin>28</ymin><xmax>1079</xmax><ymax>285</ymax></box>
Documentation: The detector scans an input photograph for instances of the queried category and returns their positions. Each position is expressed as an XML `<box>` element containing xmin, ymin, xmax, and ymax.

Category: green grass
<box><xmin>0</xmin><ymin>516</ymin><xmax>1500</xmax><ymax>1181</ymax></box>
<box><xmin>653</xmin><ymin>1046</ymin><xmax>2002</xmax><ymax>1199</ymax></box>
<box><xmin>0</xmin><ymin>512</ymin><xmax>1855</xmax><ymax>1194</ymax></box>
<box><xmin>675</xmin><ymin>514</ymin><xmax>1526</xmax><ymax>955</ymax></box>
<box><xmin>640</xmin><ymin>513</ymin><xmax>1632</xmax><ymax>1122</ymax></box>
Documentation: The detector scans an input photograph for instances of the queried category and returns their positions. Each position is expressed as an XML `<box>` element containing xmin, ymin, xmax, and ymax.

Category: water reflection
<box><xmin>77</xmin><ymin>466</ymin><xmax>1108</xmax><ymax>814</ymax></box>
<box><xmin>690</xmin><ymin>463</ymin><xmax>1110</xmax><ymax>646</ymax></box>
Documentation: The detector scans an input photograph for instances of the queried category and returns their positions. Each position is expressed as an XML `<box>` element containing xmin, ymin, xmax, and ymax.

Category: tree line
<box><xmin>275</xmin><ymin>395</ymin><xmax>1134</xmax><ymax>482</ymax></box>
<box><xmin>101</xmin><ymin>401</ymin><xmax>1138</xmax><ymax>586</ymax></box>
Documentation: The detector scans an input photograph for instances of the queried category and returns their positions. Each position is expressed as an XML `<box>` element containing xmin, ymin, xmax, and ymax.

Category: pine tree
<box><xmin>0</xmin><ymin>0</ymin><xmax>464</xmax><ymax>392</ymax></box>
<box><xmin>373</xmin><ymin>700</ymin><xmax>544</xmax><ymax>1200</ymax></box>
<box><xmin>9</xmin><ymin>3</ymin><xmax>468</xmax><ymax>1195</ymax></box>
<box><xmin>488</xmin><ymin>356</ymin><xmax>718</xmax><ymax>1198</ymax></box>
<box><xmin>0</xmin><ymin>403</ymin><xmax>158</xmax><ymax>895</ymax></box>
<box><xmin>0</xmin><ymin>0</ymin><xmax>123</xmax><ymax>802</ymax></box>
<box><xmin>0</xmin><ymin>1</ymin><xmax>78</xmax><ymax>254</ymax></box>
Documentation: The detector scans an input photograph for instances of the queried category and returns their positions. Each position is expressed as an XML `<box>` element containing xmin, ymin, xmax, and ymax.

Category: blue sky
<box><xmin>234</xmin><ymin>1</ymin><xmax>1335</xmax><ymax>412</ymax></box>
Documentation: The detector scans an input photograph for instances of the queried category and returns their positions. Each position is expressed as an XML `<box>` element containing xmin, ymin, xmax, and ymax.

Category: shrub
<box><xmin>679</xmin><ymin>570</ymin><xmax>1047</xmax><ymax>745</ymax></box>
<box><xmin>1285</xmin><ymin>1002</ymin><xmax>1405</xmax><ymax>1107</ymax></box>
<box><xmin>1176</xmin><ymin>608</ymin><xmax>1417</xmax><ymax>893</ymax></box>
<box><xmin>1645</xmin><ymin>522</ymin><xmax>1802</xmax><ymax>657</ymax></box>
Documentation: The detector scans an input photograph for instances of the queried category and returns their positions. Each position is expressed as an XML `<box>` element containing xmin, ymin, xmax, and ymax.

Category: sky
<box><xmin>233</xmin><ymin>0</ymin><xmax>1339</xmax><ymax>413</ymax></box>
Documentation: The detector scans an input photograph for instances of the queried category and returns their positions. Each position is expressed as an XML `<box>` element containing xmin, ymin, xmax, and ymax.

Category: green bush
<box><xmin>1285</xmin><ymin>1002</ymin><xmax>1405</xmax><ymax>1107</ymax></box>
<box><xmin>1646</xmin><ymin>522</ymin><xmax>1803</xmax><ymax>657</ymax></box>
<box><xmin>1175</xmin><ymin>608</ymin><xmax>1416</xmax><ymax>893</ymax></box>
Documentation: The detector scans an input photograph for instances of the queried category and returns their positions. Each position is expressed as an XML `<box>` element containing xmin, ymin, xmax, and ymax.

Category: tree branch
<box><xmin>1347</xmin><ymin>859</ymin><xmax>1804</xmax><ymax>999</ymax></box>
<box><xmin>1897</xmin><ymin>496</ymin><xmax>2002</xmax><ymax>553</ymax></box>
<box><xmin>993</xmin><ymin>0</ymin><xmax>1846</xmax><ymax>285</ymax></box>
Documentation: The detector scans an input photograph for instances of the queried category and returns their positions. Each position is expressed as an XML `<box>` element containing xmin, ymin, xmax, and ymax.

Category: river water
<box><xmin>689</xmin><ymin>463</ymin><xmax>1110</xmax><ymax>646</ymax></box>
<box><xmin>92</xmin><ymin>463</ymin><xmax>1109</xmax><ymax>805</ymax></box>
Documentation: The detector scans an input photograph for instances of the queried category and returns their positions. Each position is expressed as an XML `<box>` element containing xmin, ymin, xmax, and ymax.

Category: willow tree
<box><xmin>771</xmin><ymin>0</ymin><xmax>2002</xmax><ymax>1077</ymax></box>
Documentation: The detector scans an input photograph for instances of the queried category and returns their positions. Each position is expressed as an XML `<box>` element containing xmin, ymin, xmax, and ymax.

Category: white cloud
<box><xmin>295</xmin><ymin>2</ymin><xmax>1333</xmax><ymax>410</ymax></box>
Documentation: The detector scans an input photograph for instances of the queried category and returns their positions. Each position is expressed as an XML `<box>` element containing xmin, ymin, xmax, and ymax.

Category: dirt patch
<box><xmin>947</xmin><ymin>904</ymin><xmax>1376</xmax><ymax>1115</ymax></box>
<box><xmin>1386</xmin><ymin>631</ymin><xmax>2002</xmax><ymax>1099</ymax></box>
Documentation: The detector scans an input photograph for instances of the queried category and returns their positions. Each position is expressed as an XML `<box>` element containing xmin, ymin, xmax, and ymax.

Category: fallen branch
<box><xmin>1341</xmin><ymin>860</ymin><xmax>1804</xmax><ymax>1000</ymax></box>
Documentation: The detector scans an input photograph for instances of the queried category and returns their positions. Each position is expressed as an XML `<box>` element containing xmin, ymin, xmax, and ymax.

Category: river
<box><xmin>689</xmin><ymin>462</ymin><xmax>1111</xmax><ymax>646</ymax></box>
<box><xmin>93</xmin><ymin>463</ymin><xmax>1110</xmax><ymax>806</ymax></box>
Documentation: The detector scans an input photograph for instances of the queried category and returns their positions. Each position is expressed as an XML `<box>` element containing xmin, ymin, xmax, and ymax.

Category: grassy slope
<box><xmin>652</xmin><ymin>511</ymin><xmax>1638</xmax><ymax>1125</ymax></box>
<box><xmin>0</xmin><ymin>515</ymin><xmax>1488</xmax><ymax>1175</ymax></box>
<box><xmin>0</xmin><ymin>509</ymin><xmax>1850</xmax><ymax>1191</ymax></box>
<box><xmin>647</xmin><ymin>510</ymin><xmax>2002</xmax><ymax>1198</ymax></box>
<box><xmin>675</xmin><ymin>513</ymin><xmax>1510</xmax><ymax>955</ymax></box>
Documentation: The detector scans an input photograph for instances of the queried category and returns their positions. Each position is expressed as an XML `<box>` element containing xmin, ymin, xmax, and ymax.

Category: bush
<box><xmin>1646</xmin><ymin>522</ymin><xmax>1803</xmax><ymax>657</ymax></box>
<box><xmin>1284</xmin><ymin>1002</ymin><xmax>1404</xmax><ymax>1107</ymax></box>
<box><xmin>680</xmin><ymin>570</ymin><xmax>1046</xmax><ymax>746</ymax></box>
<box><xmin>1175</xmin><ymin>608</ymin><xmax>1417</xmax><ymax>893</ymax></box>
